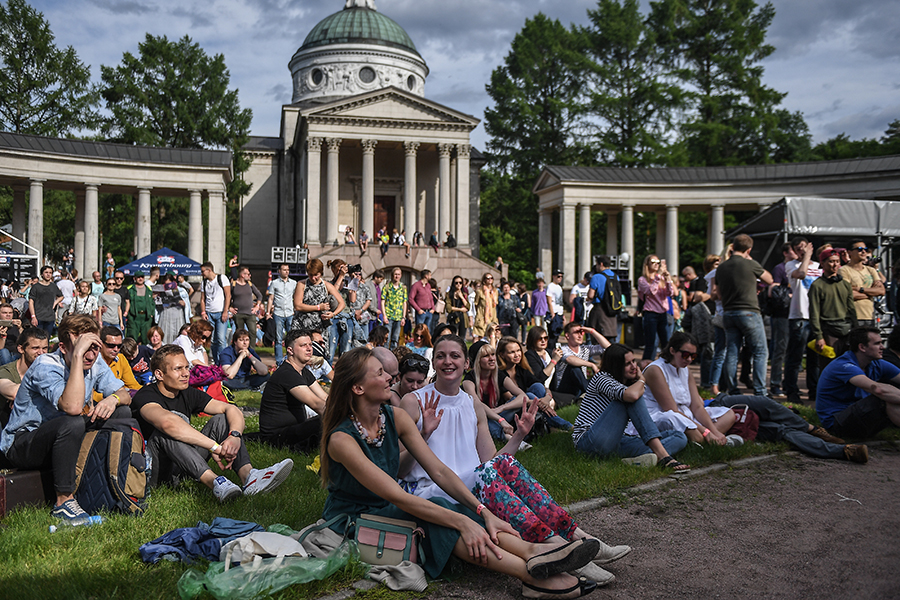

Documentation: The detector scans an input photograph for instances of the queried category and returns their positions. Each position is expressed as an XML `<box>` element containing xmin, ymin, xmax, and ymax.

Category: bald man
<box><xmin>372</xmin><ymin>346</ymin><xmax>399</xmax><ymax>384</ymax></box>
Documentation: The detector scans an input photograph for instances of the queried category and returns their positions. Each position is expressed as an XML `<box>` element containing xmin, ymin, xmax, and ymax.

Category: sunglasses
<box><xmin>679</xmin><ymin>350</ymin><xmax>698</xmax><ymax>361</ymax></box>
<box><xmin>538</xmin><ymin>335</ymin><xmax>548</xmax><ymax>341</ymax></box>
<box><xmin>851</xmin><ymin>246</ymin><xmax>869</xmax><ymax>252</ymax></box>
<box><xmin>201</xmin><ymin>334</ymin><xmax>212</xmax><ymax>341</ymax></box>
<box><xmin>104</xmin><ymin>342</ymin><xmax>122</xmax><ymax>349</ymax></box>
<box><xmin>650</xmin><ymin>259</ymin><xmax>661</xmax><ymax>264</ymax></box>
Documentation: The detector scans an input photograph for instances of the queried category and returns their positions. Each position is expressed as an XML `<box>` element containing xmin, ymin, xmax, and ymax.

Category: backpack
<box><xmin>766</xmin><ymin>284</ymin><xmax>791</xmax><ymax>318</ymax></box>
<box><xmin>598</xmin><ymin>273</ymin><xmax>624</xmax><ymax>317</ymax></box>
<box><xmin>75</xmin><ymin>418</ymin><xmax>150</xmax><ymax>515</ymax></box>
<box><xmin>572</xmin><ymin>296</ymin><xmax>585</xmax><ymax>324</ymax></box>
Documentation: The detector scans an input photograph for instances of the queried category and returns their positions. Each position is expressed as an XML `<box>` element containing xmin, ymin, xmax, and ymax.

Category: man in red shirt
<box><xmin>409</xmin><ymin>269</ymin><xmax>435</xmax><ymax>332</ymax></box>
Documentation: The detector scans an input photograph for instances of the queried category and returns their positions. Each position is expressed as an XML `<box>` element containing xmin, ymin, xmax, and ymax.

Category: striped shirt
<box><xmin>572</xmin><ymin>371</ymin><xmax>626</xmax><ymax>445</ymax></box>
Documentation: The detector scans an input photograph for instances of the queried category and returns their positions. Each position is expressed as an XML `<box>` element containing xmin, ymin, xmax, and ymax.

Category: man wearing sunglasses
<box><xmin>838</xmin><ymin>241</ymin><xmax>886</xmax><ymax>328</ymax></box>
<box><xmin>91</xmin><ymin>326</ymin><xmax>143</xmax><ymax>404</ymax></box>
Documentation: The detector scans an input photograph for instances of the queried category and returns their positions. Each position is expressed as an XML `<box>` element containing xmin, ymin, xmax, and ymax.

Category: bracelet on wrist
<box><xmin>476</xmin><ymin>503</ymin><xmax>486</xmax><ymax>516</ymax></box>
<box><xmin>498</xmin><ymin>417</ymin><xmax>506</xmax><ymax>423</ymax></box>
<box><xmin>702</xmin><ymin>428</ymin><xmax>710</xmax><ymax>438</ymax></box>
<box><xmin>110</xmin><ymin>393</ymin><xmax>121</xmax><ymax>406</ymax></box>
<box><xmin>210</xmin><ymin>442</ymin><xmax>221</xmax><ymax>452</ymax></box>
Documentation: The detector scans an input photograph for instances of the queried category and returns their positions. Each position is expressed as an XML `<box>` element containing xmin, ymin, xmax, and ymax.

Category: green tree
<box><xmin>584</xmin><ymin>0</ymin><xmax>684</xmax><ymax>167</ymax></box>
<box><xmin>650</xmin><ymin>0</ymin><xmax>789</xmax><ymax>166</ymax></box>
<box><xmin>0</xmin><ymin>0</ymin><xmax>99</xmax><ymax>135</ymax></box>
<box><xmin>100</xmin><ymin>33</ymin><xmax>253</xmax><ymax>201</ymax></box>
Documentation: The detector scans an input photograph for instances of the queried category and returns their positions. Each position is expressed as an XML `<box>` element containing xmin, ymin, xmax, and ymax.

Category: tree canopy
<box><xmin>0</xmin><ymin>0</ymin><xmax>99</xmax><ymax>135</ymax></box>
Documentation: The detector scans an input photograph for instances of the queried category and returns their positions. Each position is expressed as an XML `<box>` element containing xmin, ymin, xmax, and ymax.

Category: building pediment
<box><xmin>301</xmin><ymin>87</ymin><xmax>479</xmax><ymax>132</ymax></box>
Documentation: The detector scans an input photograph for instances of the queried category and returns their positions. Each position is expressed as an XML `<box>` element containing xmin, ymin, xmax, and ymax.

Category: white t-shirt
<box><xmin>202</xmin><ymin>274</ymin><xmax>231</xmax><ymax>314</ymax></box>
<box><xmin>571</xmin><ymin>282</ymin><xmax>591</xmax><ymax>319</ymax></box>
<box><xmin>174</xmin><ymin>334</ymin><xmax>207</xmax><ymax>364</ymax></box>
<box><xmin>704</xmin><ymin>269</ymin><xmax>722</xmax><ymax>316</ymax></box>
<box><xmin>57</xmin><ymin>279</ymin><xmax>75</xmax><ymax>307</ymax></box>
<box><xmin>785</xmin><ymin>259</ymin><xmax>822</xmax><ymax>319</ymax></box>
<box><xmin>547</xmin><ymin>282</ymin><xmax>564</xmax><ymax>316</ymax></box>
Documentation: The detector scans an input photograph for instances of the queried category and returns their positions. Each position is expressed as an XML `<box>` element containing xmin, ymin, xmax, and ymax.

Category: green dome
<box><xmin>301</xmin><ymin>7</ymin><xmax>419</xmax><ymax>54</ymax></box>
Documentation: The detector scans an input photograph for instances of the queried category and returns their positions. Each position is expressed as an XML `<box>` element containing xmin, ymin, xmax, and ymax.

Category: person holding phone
<box><xmin>637</xmin><ymin>255</ymin><xmax>675</xmax><ymax>361</ymax></box>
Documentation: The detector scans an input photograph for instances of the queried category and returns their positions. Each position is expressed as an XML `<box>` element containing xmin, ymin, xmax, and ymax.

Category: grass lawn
<box><xmin>1</xmin><ymin>394</ymin><xmax>896</xmax><ymax>600</ymax></box>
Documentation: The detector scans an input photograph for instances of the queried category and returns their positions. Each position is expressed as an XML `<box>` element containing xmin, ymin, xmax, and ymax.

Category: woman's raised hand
<box><xmin>514</xmin><ymin>396</ymin><xmax>540</xmax><ymax>436</ymax></box>
<box><xmin>418</xmin><ymin>391</ymin><xmax>444</xmax><ymax>439</ymax></box>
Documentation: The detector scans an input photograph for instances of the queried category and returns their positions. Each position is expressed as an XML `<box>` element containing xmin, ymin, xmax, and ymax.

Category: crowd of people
<box><xmin>0</xmin><ymin>237</ymin><xmax>897</xmax><ymax>599</ymax></box>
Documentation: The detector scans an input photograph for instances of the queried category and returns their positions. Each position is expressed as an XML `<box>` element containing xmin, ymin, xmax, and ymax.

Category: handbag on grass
<box><xmin>355</xmin><ymin>514</ymin><xmax>424</xmax><ymax>566</ymax></box>
<box><xmin>727</xmin><ymin>404</ymin><xmax>760</xmax><ymax>441</ymax></box>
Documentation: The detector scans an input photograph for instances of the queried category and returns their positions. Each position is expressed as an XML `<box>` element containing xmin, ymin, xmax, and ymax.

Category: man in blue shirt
<box><xmin>219</xmin><ymin>329</ymin><xmax>270</xmax><ymax>392</ymax></box>
<box><xmin>587</xmin><ymin>256</ymin><xmax>619</xmax><ymax>341</ymax></box>
<box><xmin>0</xmin><ymin>314</ymin><xmax>129</xmax><ymax>522</ymax></box>
<box><xmin>816</xmin><ymin>326</ymin><xmax>900</xmax><ymax>439</ymax></box>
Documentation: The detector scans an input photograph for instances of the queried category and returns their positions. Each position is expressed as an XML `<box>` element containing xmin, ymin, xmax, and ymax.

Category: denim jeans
<box><xmin>710</xmin><ymin>324</ymin><xmax>727</xmax><ymax>389</ymax></box>
<box><xmin>698</xmin><ymin>342</ymin><xmax>714</xmax><ymax>388</ymax></box>
<box><xmin>769</xmin><ymin>316</ymin><xmax>789</xmax><ymax>389</ymax></box>
<box><xmin>224</xmin><ymin>373</ymin><xmax>270</xmax><ymax>391</ymax></box>
<box><xmin>273</xmin><ymin>314</ymin><xmax>292</xmax><ymax>365</ymax></box>
<box><xmin>723</xmin><ymin>311</ymin><xmax>768</xmax><ymax>396</ymax></box>
<box><xmin>556</xmin><ymin>363</ymin><xmax>590</xmax><ymax>397</ymax></box>
<box><xmin>415</xmin><ymin>309</ymin><xmax>433</xmax><ymax>331</ymax></box>
<box><xmin>641</xmin><ymin>311</ymin><xmax>669</xmax><ymax>360</ymax></box>
<box><xmin>327</xmin><ymin>314</ymin><xmax>355</xmax><ymax>362</ymax></box>
<box><xmin>575</xmin><ymin>396</ymin><xmax>688</xmax><ymax>459</ymax></box>
<box><xmin>783</xmin><ymin>319</ymin><xmax>818</xmax><ymax>399</ymax></box>
<box><xmin>206</xmin><ymin>311</ymin><xmax>228</xmax><ymax>364</ymax></box>
<box><xmin>387</xmin><ymin>319</ymin><xmax>403</xmax><ymax>349</ymax></box>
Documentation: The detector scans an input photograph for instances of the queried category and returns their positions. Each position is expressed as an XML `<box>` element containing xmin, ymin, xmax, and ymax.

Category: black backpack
<box><xmin>75</xmin><ymin>418</ymin><xmax>150</xmax><ymax>515</ymax></box>
<box><xmin>598</xmin><ymin>273</ymin><xmax>624</xmax><ymax>317</ymax></box>
<box><xmin>766</xmin><ymin>284</ymin><xmax>791</xmax><ymax>318</ymax></box>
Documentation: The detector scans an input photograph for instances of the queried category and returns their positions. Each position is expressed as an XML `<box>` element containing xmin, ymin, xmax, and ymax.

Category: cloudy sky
<box><xmin>29</xmin><ymin>0</ymin><xmax>900</xmax><ymax>151</ymax></box>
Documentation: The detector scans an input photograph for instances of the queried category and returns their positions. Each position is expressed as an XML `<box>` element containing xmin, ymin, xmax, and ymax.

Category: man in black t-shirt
<box><xmin>131</xmin><ymin>345</ymin><xmax>293</xmax><ymax>502</ymax></box>
<box><xmin>28</xmin><ymin>266</ymin><xmax>63</xmax><ymax>336</ymax></box>
<box><xmin>258</xmin><ymin>329</ymin><xmax>327</xmax><ymax>452</ymax></box>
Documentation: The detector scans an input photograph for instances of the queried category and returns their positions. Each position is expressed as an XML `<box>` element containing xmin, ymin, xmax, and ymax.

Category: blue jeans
<box><xmin>415</xmin><ymin>310</ymin><xmax>433</xmax><ymax>331</ymax></box>
<box><xmin>224</xmin><ymin>373</ymin><xmax>270</xmax><ymax>391</ymax></box>
<box><xmin>723</xmin><ymin>311</ymin><xmax>768</xmax><ymax>396</ymax></box>
<box><xmin>0</xmin><ymin>348</ymin><xmax>13</xmax><ymax>366</ymax></box>
<box><xmin>575</xmin><ymin>396</ymin><xmax>688</xmax><ymax>458</ymax></box>
<box><xmin>273</xmin><ymin>314</ymin><xmax>292</xmax><ymax>365</ymax></box>
<box><xmin>387</xmin><ymin>319</ymin><xmax>403</xmax><ymax>349</ymax></box>
<box><xmin>783</xmin><ymin>318</ymin><xmax>818</xmax><ymax>399</ymax></box>
<box><xmin>710</xmin><ymin>324</ymin><xmax>727</xmax><ymax>389</ymax></box>
<box><xmin>769</xmin><ymin>316</ymin><xmax>789</xmax><ymax>390</ymax></box>
<box><xmin>641</xmin><ymin>311</ymin><xmax>669</xmax><ymax>360</ymax></box>
<box><xmin>327</xmin><ymin>315</ymin><xmax>355</xmax><ymax>362</ymax></box>
<box><xmin>206</xmin><ymin>311</ymin><xmax>228</xmax><ymax>364</ymax></box>
<box><xmin>526</xmin><ymin>383</ymin><xmax>573</xmax><ymax>430</ymax></box>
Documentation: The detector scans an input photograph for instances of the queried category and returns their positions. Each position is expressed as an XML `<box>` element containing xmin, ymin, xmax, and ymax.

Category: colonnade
<box><xmin>305</xmin><ymin>137</ymin><xmax>471</xmax><ymax>246</ymax></box>
<box><xmin>539</xmin><ymin>203</ymin><xmax>727</xmax><ymax>288</ymax></box>
<box><xmin>11</xmin><ymin>180</ymin><xmax>226</xmax><ymax>275</ymax></box>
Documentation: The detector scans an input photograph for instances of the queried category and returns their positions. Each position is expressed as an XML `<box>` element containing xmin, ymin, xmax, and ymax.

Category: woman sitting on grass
<box><xmin>573</xmin><ymin>343</ymin><xmax>690</xmax><ymax>472</ymax></box>
<box><xmin>463</xmin><ymin>342</ymin><xmax>526</xmax><ymax>440</ymax></box>
<box><xmin>525</xmin><ymin>326</ymin><xmax>564</xmax><ymax>388</ymax></box>
<box><xmin>398</xmin><ymin>335</ymin><xmax>629</xmax><ymax>587</ymax></box>
<box><xmin>639</xmin><ymin>332</ymin><xmax>739</xmax><ymax>446</ymax></box>
<box><xmin>388</xmin><ymin>352</ymin><xmax>430</xmax><ymax>407</ymax></box>
<box><xmin>320</xmin><ymin>346</ymin><xmax>601</xmax><ymax>600</ymax></box>
<box><xmin>497</xmin><ymin>336</ymin><xmax>572</xmax><ymax>432</ymax></box>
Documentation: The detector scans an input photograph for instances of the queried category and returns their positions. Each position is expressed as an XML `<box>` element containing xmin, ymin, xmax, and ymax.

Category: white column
<box><xmin>438</xmin><ymin>143</ymin><xmax>452</xmax><ymax>240</ymax></box>
<box><xmin>325</xmin><ymin>138</ymin><xmax>341</xmax><ymax>246</ymax></box>
<box><xmin>559</xmin><ymin>204</ymin><xmax>576</xmax><ymax>288</ymax></box>
<box><xmin>404</xmin><ymin>141</ymin><xmax>419</xmax><ymax>240</ymax></box>
<box><xmin>360</xmin><ymin>139</ymin><xmax>377</xmax><ymax>239</ymax></box>
<box><xmin>666</xmin><ymin>203</ymin><xmax>679</xmax><ymax>275</ymax></box>
<box><xmin>207</xmin><ymin>190</ymin><xmax>226</xmax><ymax>273</ymax></box>
<box><xmin>538</xmin><ymin>210</ymin><xmax>552</xmax><ymax>277</ymax></box>
<box><xmin>655</xmin><ymin>211</ymin><xmax>666</xmax><ymax>256</ymax></box>
<box><xmin>621</xmin><ymin>204</ymin><xmax>635</xmax><ymax>286</ymax></box>
<box><xmin>27</xmin><ymin>179</ymin><xmax>44</xmax><ymax>260</ymax></box>
<box><xmin>74</xmin><ymin>190</ymin><xmax>85</xmax><ymax>278</ymax></box>
<box><xmin>136</xmin><ymin>187</ymin><xmax>152</xmax><ymax>258</ymax></box>
<box><xmin>84</xmin><ymin>184</ymin><xmax>100</xmax><ymax>276</ymax></box>
<box><xmin>306</xmin><ymin>138</ymin><xmax>323</xmax><ymax>245</ymax></box>
<box><xmin>578</xmin><ymin>204</ymin><xmax>592</xmax><ymax>279</ymax></box>
<box><xmin>449</xmin><ymin>156</ymin><xmax>457</xmax><ymax>235</ymax></box>
<box><xmin>456</xmin><ymin>144</ymin><xmax>470</xmax><ymax>246</ymax></box>
<box><xmin>710</xmin><ymin>204</ymin><xmax>725</xmax><ymax>257</ymax></box>
<box><xmin>12</xmin><ymin>186</ymin><xmax>26</xmax><ymax>254</ymax></box>
<box><xmin>606</xmin><ymin>211</ymin><xmax>618</xmax><ymax>256</ymax></box>
<box><xmin>188</xmin><ymin>189</ymin><xmax>203</xmax><ymax>263</ymax></box>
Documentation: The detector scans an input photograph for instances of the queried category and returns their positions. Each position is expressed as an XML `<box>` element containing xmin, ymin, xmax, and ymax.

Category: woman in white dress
<box><xmin>635</xmin><ymin>331</ymin><xmax>740</xmax><ymax>446</ymax></box>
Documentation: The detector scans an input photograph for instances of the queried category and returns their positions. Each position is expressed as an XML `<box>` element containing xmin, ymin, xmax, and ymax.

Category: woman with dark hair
<box><xmin>637</xmin><ymin>254</ymin><xmax>674</xmax><ymax>360</ymax></box>
<box><xmin>389</xmin><ymin>352</ymin><xmax>430</xmax><ymax>407</ymax></box>
<box><xmin>367</xmin><ymin>325</ymin><xmax>389</xmax><ymax>348</ymax></box>
<box><xmin>446</xmin><ymin>276</ymin><xmax>470</xmax><ymax>337</ymax></box>
<box><xmin>525</xmin><ymin>326</ymin><xmax>563</xmax><ymax>387</ymax></box>
<box><xmin>319</xmin><ymin>346</ymin><xmax>600</xmax><ymax>599</ymax></box>
<box><xmin>641</xmin><ymin>331</ymin><xmax>740</xmax><ymax>446</ymax></box>
<box><xmin>497</xmin><ymin>336</ymin><xmax>572</xmax><ymax>432</ymax></box>
<box><xmin>573</xmin><ymin>343</ymin><xmax>689</xmax><ymax>472</ymax></box>
<box><xmin>432</xmin><ymin>322</ymin><xmax>456</xmax><ymax>341</ymax></box>
<box><xmin>325</xmin><ymin>259</ymin><xmax>356</xmax><ymax>362</ymax></box>
<box><xmin>173</xmin><ymin>320</ymin><xmax>214</xmax><ymax>366</ymax></box>
<box><xmin>497</xmin><ymin>281</ymin><xmax>521</xmax><ymax>339</ymax></box>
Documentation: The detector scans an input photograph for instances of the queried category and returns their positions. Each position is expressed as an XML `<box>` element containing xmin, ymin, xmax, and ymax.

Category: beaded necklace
<box><xmin>350</xmin><ymin>406</ymin><xmax>386</xmax><ymax>447</ymax></box>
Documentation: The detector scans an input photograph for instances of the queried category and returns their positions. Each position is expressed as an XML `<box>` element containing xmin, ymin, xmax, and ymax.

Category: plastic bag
<box><xmin>178</xmin><ymin>540</ymin><xmax>358</xmax><ymax>600</ymax></box>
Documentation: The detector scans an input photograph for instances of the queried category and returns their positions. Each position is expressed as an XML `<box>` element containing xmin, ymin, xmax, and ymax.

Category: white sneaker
<box><xmin>621</xmin><ymin>453</ymin><xmax>658</xmax><ymax>467</ymax></box>
<box><xmin>517</xmin><ymin>441</ymin><xmax>533</xmax><ymax>452</ymax></box>
<box><xmin>213</xmin><ymin>476</ymin><xmax>242</xmax><ymax>502</ymax></box>
<box><xmin>725</xmin><ymin>434</ymin><xmax>744</xmax><ymax>447</ymax></box>
<box><xmin>243</xmin><ymin>458</ymin><xmax>294</xmax><ymax>496</ymax></box>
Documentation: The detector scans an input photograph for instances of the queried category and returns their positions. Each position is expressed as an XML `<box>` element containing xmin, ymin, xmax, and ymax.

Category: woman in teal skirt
<box><xmin>320</xmin><ymin>347</ymin><xmax>600</xmax><ymax>599</ymax></box>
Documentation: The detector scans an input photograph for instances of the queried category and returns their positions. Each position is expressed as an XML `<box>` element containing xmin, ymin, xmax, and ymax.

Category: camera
<box><xmin>866</xmin><ymin>256</ymin><xmax>882</xmax><ymax>266</ymax></box>
<box><xmin>348</xmin><ymin>264</ymin><xmax>362</xmax><ymax>275</ymax></box>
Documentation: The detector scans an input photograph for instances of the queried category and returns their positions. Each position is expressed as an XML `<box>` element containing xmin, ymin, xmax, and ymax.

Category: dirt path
<box><xmin>432</xmin><ymin>445</ymin><xmax>900</xmax><ymax>600</ymax></box>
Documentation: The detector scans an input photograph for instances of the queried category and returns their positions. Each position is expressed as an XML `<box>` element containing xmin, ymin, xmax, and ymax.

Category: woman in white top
<box><xmin>638</xmin><ymin>331</ymin><xmax>739</xmax><ymax>446</ymax></box>
<box><xmin>173</xmin><ymin>320</ymin><xmax>213</xmax><ymax>366</ymax></box>
<box><xmin>398</xmin><ymin>335</ymin><xmax>630</xmax><ymax>586</ymax></box>
<box><xmin>67</xmin><ymin>280</ymin><xmax>100</xmax><ymax>322</ymax></box>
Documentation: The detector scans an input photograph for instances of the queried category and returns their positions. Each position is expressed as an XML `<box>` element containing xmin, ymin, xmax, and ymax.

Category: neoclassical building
<box><xmin>241</xmin><ymin>0</ymin><xmax>492</xmax><ymax>282</ymax></box>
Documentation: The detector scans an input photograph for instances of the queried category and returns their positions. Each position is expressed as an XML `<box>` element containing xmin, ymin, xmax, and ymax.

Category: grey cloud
<box><xmin>808</xmin><ymin>99</ymin><xmax>843</xmax><ymax>121</ymax></box>
<box><xmin>88</xmin><ymin>0</ymin><xmax>152</xmax><ymax>15</ymax></box>
<box><xmin>266</xmin><ymin>83</ymin><xmax>290</xmax><ymax>103</ymax></box>
<box><xmin>820</xmin><ymin>104</ymin><xmax>900</xmax><ymax>139</ymax></box>
<box><xmin>169</xmin><ymin>6</ymin><xmax>213</xmax><ymax>28</ymax></box>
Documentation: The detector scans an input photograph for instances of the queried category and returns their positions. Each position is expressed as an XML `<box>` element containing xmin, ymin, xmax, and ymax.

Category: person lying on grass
<box><xmin>572</xmin><ymin>343</ymin><xmax>690</xmax><ymax>473</ymax></box>
<box><xmin>320</xmin><ymin>346</ymin><xmax>601</xmax><ymax>600</ymax></box>
<box><xmin>131</xmin><ymin>344</ymin><xmax>293</xmax><ymax>502</ymax></box>
<box><xmin>398</xmin><ymin>335</ymin><xmax>630</xmax><ymax>588</ymax></box>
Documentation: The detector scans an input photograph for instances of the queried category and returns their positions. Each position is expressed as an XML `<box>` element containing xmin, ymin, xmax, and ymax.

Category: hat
<box><xmin>133</xmin><ymin>271</ymin><xmax>145</xmax><ymax>277</ymax></box>
<box><xmin>553</xmin><ymin>269</ymin><xmax>564</xmax><ymax>276</ymax></box>
<box><xmin>819</xmin><ymin>248</ymin><xmax>842</xmax><ymax>263</ymax></box>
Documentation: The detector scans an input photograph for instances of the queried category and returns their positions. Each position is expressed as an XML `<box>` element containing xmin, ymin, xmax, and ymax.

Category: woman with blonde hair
<box><xmin>637</xmin><ymin>254</ymin><xmax>674</xmax><ymax>360</ymax></box>
<box><xmin>463</xmin><ymin>342</ymin><xmax>529</xmax><ymax>440</ymax></box>
<box><xmin>319</xmin><ymin>347</ymin><xmax>601</xmax><ymax>599</ymax></box>
<box><xmin>472</xmin><ymin>273</ymin><xmax>497</xmax><ymax>338</ymax></box>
